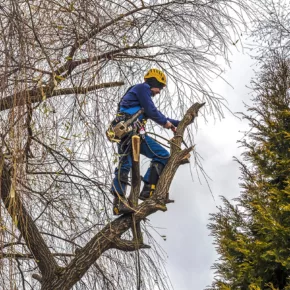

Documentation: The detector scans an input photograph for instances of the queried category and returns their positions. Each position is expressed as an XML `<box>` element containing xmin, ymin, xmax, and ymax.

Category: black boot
<box><xmin>113</xmin><ymin>196</ymin><xmax>134</xmax><ymax>215</ymax></box>
<box><xmin>139</xmin><ymin>162</ymin><xmax>164</xmax><ymax>200</ymax></box>
<box><xmin>139</xmin><ymin>182</ymin><xmax>152</xmax><ymax>200</ymax></box>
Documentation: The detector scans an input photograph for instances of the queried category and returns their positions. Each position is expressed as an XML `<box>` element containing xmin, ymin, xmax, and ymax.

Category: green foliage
<box><xmin>207</xmin><ymin>55</ymin><xmax>290</xmax><ymax>289</ymax></box>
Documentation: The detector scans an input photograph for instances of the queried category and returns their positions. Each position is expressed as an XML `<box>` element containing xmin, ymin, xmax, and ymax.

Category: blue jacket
<box><xmin>119</xmin><ymin>83</ymin><xmax>179</xmax><ymax>127</ymax></box>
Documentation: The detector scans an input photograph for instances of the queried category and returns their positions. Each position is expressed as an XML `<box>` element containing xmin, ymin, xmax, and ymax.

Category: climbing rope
<box><xmin>146</xmin><ymin>131</ymin><xmax>184</xmax><ymax>150</ymax></box>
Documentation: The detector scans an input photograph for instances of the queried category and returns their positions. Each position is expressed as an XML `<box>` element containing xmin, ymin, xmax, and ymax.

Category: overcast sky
<box><xmin>149</xmin><ymin>46</ymin><xmax>256</xmax><ymax>289</ymax></box>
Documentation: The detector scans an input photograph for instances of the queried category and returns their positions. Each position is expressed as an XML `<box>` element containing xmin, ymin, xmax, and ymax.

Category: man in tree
<box><xmin>111</xmin><ymin>68</ymin><xmax>180</xmax><ymax>215</ymax></box>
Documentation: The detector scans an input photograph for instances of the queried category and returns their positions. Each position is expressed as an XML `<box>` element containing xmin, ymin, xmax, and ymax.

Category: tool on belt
<box><xmin>106</xmin><ymin>109</ymin><xmax>144</xmax><ymax>143</ymax></box>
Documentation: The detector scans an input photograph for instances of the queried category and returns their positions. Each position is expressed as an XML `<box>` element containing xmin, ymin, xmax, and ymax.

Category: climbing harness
<box><xmin>106</xmin><ymin>109</ymin><xmax>144</xmax><ymax>143</ymax></box>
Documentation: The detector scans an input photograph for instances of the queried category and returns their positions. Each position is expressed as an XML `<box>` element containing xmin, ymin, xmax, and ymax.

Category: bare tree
<box><xmin>0</xmin><ymin>1</ymin><xmax>253</xmax><ymax>289</ymax></box>
<box><xmin>251</xmin><ymin>0</ymin><xmax>290</xmax><ymax>57</ymax></box>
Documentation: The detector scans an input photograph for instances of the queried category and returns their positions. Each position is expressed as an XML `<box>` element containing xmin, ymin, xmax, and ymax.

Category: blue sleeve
<box><xmin>167</xmin><ymin>118</ymin><xmax>179</xmax><ymax>127</ymax></box>
<box><xmin>133</xmin><ymin>84</ymin><xmax>168</xmax><ymax>126</ymax></box>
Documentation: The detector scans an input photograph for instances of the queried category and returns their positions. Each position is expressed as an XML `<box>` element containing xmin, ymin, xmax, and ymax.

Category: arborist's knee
<box><xmin>151</xmin><ymin>148</ymin><xmax>170</xmax><ymax>168</ymax></box>
<box><xmin>152</xmin><ymin>150</ymin><xmax>170</xmax><ymax>165</ymax></box>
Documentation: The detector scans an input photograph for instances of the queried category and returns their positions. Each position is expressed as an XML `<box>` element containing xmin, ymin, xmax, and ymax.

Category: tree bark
<box><xmin>0</xmin><ymin>155</ymin><xmax>58</xmax><ymax>283</ymax></box>
<box><xmin>0</xmin><ymin>82</ymin><xmax>124</xmax><ymax>112</ymax></box>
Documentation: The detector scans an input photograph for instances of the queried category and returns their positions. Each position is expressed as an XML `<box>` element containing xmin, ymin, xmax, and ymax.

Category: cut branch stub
<box><xmin>112</xmin><ymin>237</ymin><xmax>150</xmax><ymax>251</ymax></box>
<box><xmin>128</xmin><ymin>135</ymin><xmax>143</xmax><ymax>245</ymax></box>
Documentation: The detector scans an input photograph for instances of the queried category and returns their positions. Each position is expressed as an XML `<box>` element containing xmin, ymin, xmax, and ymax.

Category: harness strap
<box><xmin>117</xmin><ymin>85</ymin><xmax>134</xmax><ymax>113</ymax></box>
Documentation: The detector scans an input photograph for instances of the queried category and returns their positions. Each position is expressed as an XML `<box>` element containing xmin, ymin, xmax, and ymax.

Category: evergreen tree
<box><xmin>207</xmin><ymin>55</ymin><xmax>290</xmax><ymax>289</ymax></box>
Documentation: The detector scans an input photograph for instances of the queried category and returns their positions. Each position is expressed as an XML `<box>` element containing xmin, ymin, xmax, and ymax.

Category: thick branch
<box><xmin>0</xmin><ymin>81</ymin><xmax>124</xmax><ymax>112</ymax></box>
<box><xmin>50</xmin><ymin>82</ymin><xmax>124</xmax><ymax>97</ymax></box>
<box><xmin>112</xmin><ymin>237</ymin><xmax>150</xmax><ymax>251</ymax></box>
<box><xmin>42</xmin><ymin>198</ymin><xmax>165</xmax><ymax>289</ymax></box>
<box><xmin>0</xmin><ymin>157</ymin><xmax>58</xmax><ymax>280</ymax></box>
<box><xmin>0</xmin><ymin>252</ymin><xmax>75</xmax><ymax>259</ymax></box>
<box><xmin>66</xmin><ymin>6</ymin><xmax>147</xmax><ymax>60</ymax></box>
<box><xmin>56</xmin><ymin>46</ymin><xmax>150</xmax><ymax>76</ymax></box>
<box><xmin>62</xmin><ymin>2</ymin><xmax>173</xmax><ymax>73</ymax></box>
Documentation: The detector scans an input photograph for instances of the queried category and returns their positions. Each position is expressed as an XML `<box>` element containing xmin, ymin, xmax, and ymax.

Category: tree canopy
<box><xmin>207</xmin><ymin>54</ymin><xmax>290</xmax><ymax>289</ymax></box>
<box><xmin>208</xmin><ymin>0</ymin><xmax>290</xmax><ymax>287</ymax></box>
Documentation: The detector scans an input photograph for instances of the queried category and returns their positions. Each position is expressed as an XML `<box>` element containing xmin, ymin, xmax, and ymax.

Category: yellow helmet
<box><xmin>144</xmin><ymin>68</ymin><xmax>167</xmax><ymax>86</ymax></box>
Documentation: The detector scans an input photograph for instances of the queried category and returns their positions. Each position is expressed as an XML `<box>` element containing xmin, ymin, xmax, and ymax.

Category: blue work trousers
<box><xmin>111</xmin><ymin>134</ymin><xmax>170</xmax><ymax>196</ymax></box>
